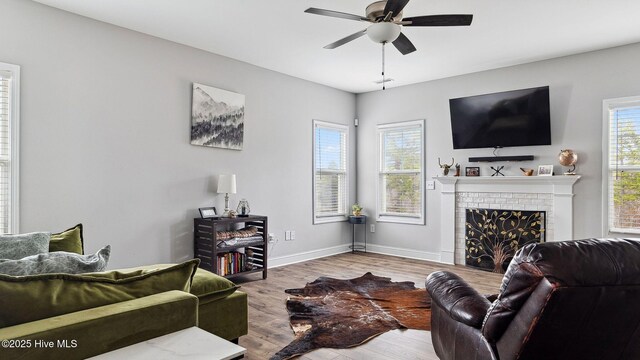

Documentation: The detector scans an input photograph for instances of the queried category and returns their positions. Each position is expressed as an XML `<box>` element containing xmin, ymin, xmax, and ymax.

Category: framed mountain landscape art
<box><xmin>191</xmin><ymin>83</ymin><xmax>245</xmax><ymax>150</ymax></box>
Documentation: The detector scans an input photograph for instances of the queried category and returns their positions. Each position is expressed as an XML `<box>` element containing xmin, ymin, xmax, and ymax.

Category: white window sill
<box><xmin>608</xmin><ymin>228</ymin><xmax>640</xmax><ymax>236</ymax></box>
<box><xmin>377</xmin><ymin>215</ymin><xmax>424</xmax><ymax>225</ymax></box>
<box><xmin>314</xmin><ymin>216</ymin><xmax>348</xmax><ymax>225</ymax></box>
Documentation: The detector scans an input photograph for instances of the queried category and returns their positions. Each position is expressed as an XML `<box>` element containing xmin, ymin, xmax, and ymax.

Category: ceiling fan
<box><xmin>305</xmin><ymin>0</ymin><xmax>473</xmax><ymax>55</ymax></box>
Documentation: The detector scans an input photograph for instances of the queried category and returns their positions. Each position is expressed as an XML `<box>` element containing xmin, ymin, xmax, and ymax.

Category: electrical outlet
<box><xmin>370</xmin><ymin>224</ymin><xmax>375</xmax><ymax>233</ymax></box>
<box><xmin>290</xmin><ymin>231</ymin><xmax>295</xmax><ymax>240</ymax></box>
<box><xmin>268</xmin><ymin>233</ymin><xmax>276</xmax><ymax>243</ymax></box>
<box><xmin>427</xmin><ymin>180</ymin><xmax>435</xmax><ymax>190</ymax></box>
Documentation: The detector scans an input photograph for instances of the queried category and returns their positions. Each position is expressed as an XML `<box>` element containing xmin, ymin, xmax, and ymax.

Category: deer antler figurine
<box><xmin>520</xmin><ymin>167</ymin><xmax>534</xmax><ymax>176</ymax></box>
<box><xmin>438</xmin><ymin>158</ymin><xmax>455</xmax><ymax>176</ymax></box>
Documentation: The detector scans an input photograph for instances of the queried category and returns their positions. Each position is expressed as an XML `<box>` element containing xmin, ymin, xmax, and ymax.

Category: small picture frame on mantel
<box><xmin>537</xmin><ymin>165</ymin><xmax>554</xmax><ymax>176</ymax></box>
<box><xmin>465</xmin><ymin>167</ymin><xmax>480</xmax><ymax>177</ymax></box>
<box><xmin>199</xmin><ymin>207</ymin><xmax>218</xmax><ymax>219</ymax></box>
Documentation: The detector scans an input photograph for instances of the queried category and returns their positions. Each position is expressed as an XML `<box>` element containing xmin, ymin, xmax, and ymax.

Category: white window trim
<box><xmin>376</xmin><ymin>119</ymin><xmax>425</xmax><ymax>225</ymax></box>
<box><xmin>0</xmin><ymin>62</ymin><xmax>19</xmax><ymax>234</ymax></box>
<box><xmin>312</xmin><ymin>120</ymin><xmax>349</xmax><ymax>224</ymax></box>
<box><xmin>602</xmin><ymin>96</ymin><xmax>640</xmax><ymax>235</ymax></box>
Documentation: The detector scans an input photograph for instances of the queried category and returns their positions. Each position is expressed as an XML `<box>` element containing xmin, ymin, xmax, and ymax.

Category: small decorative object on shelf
<box><xmin>537</xmin><ymin>165</ymin><xmax>554</xmax><ymax>176</ymax></box>
<box><xmin>217</xmin><ymin>174</ymin><xmax>237</xmax><ymax>217</ymax></box>
<box><xmin>236</xmin><ymin>199</ymin><xmax>251</xmax><ymax>217</ymax></box>
<box><xmin>439</xmin><ymin>158</ymin><xmax>455</xmax><ymax>176</ymax></box>
<box><xmin>490</xmin><ymin>166</ymin><xmax>505</xmax><ymax>177</ymax></box>
<box><xmin>465</xmin><ymin>166</ymin><xmax>480</xmax><ymax>176</ymax></box>
<box><xmin>198</xmin><ymin>207</ymin><xmax>218</xmax><ymax>219</ymax></box>
<box><xmin>520</xmin><ymin>168</ymin><xmax>534</xmax><ymax>176</ymax></box>
<box><xmin>558</xmin><ymin>149</ymin><xmax>578</xmax><ymax>175</ymax></box>
<box><xmin>454</xmin><ymin>164</ymin><xmax>461</xmax><ymax>177</ymax></box>
<box><xmin>352</xmin><ymin>203</ymin><xmax>363</xmax><ymax>217</ymax></box>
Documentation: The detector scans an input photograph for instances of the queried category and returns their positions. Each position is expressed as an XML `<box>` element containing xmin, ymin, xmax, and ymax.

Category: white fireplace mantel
<box><xmin>435</xmin><ymin>176</ymin><xmax>581</xmax><ymax>264</ymax></box>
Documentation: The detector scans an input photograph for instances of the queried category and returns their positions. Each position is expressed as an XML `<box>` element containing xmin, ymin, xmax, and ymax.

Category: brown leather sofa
<box><xmin>426</xmin><ymin>238</ymin><xmax>640</xmax><ymax>360</ymax></box>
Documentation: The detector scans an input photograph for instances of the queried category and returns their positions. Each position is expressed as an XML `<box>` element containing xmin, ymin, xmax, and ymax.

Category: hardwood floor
<box><xmin>234</xmin><ymin>252</ymin><xmax>503</xmax><ymax>360</ymax></box>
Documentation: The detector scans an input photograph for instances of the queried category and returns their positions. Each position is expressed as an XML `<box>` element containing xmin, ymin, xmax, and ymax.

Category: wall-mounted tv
<box><xmin>449</xmin><ymin>86</ymin><xmax>551</xmax><ymax>149</ymax></box>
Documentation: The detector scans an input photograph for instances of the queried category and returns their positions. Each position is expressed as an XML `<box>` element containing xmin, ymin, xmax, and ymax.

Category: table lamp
<box><xmin>217</xmin><ymin>174</ymin><xmax>236</xmax><ymax>217</ymax></box>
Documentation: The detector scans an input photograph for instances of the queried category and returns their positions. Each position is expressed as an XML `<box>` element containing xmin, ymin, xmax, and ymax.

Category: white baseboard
<box><xmin>439</xmin><ymin>250</ymin><xmax>455</xmax><ymax>265</ymax></box>
<box><xmin>267</xmin><ymin>243</ymin><xmax>446</xmax><ymax>269</ymax></box>
<box><xmin>356</xmin><ymin>242</ymin><xmax>442</xmax><ymax>263</ymax></box>
<box><xmin>268</xmin><ymin>244</ymin><xmax>352</xmax><ymax>268</ymax></box>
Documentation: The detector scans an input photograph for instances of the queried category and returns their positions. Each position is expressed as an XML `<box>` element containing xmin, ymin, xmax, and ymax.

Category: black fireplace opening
<box><xmin>465</xmin><ymin>208</ymin><xmax>545</xmax><ymax>273</ymax></box>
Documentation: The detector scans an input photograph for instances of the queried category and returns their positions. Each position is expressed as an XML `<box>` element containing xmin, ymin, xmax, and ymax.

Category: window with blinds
<box><xmin>0</xmin><ymin>63</ymin><xmax>19</xmax><ymax>234</ymax></box>
<box><xmin>377</xmin><ymin>120</ymin><xmax>424</xmax><ymax>224</ymax></box>
<box><xmin>313</xmin><ymin>120</ymin><xmax>349</xmax><ymax>224</ymax></box>
<box><xmin>605</xmin><ymin>97</ymin><xmax>640</xmax><ymax>234</ymax></box>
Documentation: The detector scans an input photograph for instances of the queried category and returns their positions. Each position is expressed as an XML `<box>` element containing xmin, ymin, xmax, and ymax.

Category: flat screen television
<box><xmin>449</xmin><ymin>86</ymin><xmax>551</xmax><ymax>149</ymax></box>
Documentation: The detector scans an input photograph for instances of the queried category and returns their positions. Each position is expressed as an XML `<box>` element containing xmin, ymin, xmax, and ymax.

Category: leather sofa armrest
<box><xmin>426</xmin><ymin>271</ymin><xmax>492</xmax><ymax>329</ymax></box>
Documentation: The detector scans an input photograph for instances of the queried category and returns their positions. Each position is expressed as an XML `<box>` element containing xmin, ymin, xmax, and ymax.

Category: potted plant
<box><xmin>352</xmin><ymin>203</ymin><xmax>363</xmax><ymax>217</ymax></box>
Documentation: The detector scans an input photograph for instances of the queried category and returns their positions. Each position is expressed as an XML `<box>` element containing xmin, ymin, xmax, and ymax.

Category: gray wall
<box><xmin>356</xmin><ymin>42</ymin><xmax>640</xmax><ymax>259</ymax></box>
<box><xmin>3</xmin><ymin>0</ymin><xmax>639</xmax><ymax>268</ymax></box>
<box><xmin>0</xmin><ymin>0</ymin><xmax>356</xmax><ymax>268</ymax></box>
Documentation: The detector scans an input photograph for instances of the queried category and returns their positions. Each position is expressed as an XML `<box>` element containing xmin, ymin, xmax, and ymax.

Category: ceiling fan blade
<box><xmin>403</xmin><ymin>14</ymin><xmax>473</xmax><ymax>27</ymax></box>
<box><xmin>305</xmin><ymin>8</ymin><xmax>369</xmax><ymax>22</ymax></box>
<box><xmin>392</xmin><ymin>32</ymin><xmax>416</xmax><ymax>55</ymax></box>
<box><xmin>383</xmin><ymin>0</ymin><xmax>411</xmax><ymax>18</ymax></box>
<box><xmin>324</xmin><ymin>29</ymin><xmax>368</xmax><ymax>49</ymax></box>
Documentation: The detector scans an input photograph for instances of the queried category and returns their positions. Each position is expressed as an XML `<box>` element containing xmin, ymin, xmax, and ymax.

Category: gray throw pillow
<box><xmin>0</xmin><ymin>245</ymin><xmax>111</xmax><ymax>276</ymax></box>
<box><xmin>0</xmin><ymin>232</ymin><xmax>50</xmax><ymax>260</ymax></box>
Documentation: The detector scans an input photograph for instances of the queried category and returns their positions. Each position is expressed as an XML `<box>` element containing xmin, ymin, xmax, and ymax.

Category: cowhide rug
<box><xmin>270</xmin><ymin>272</ymin><xmax>431</xmax><ymax>360</ymax></box>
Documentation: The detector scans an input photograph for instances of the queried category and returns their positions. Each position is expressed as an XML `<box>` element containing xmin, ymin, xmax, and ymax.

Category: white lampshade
<box><xmin>367</xmin><ymin>22</ymin><xmax>401</xmax><ymax>44</ymax></box>
<box><xmin>217</xmin><ymin>174</ymin><xmax>237</xmax><ymax>194</ymax></box>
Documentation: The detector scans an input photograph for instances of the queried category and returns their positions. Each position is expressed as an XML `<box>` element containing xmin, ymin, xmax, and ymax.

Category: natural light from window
<box><xmin>377</xmin><ymin>120</ymin><xmax>424</xmax><ymax>225</ymax></box>
<box><xmin>0</xmin><ymin>62</ymin><xmax>19</xmax><ymax>234</ymax></box>
<box><xmin>313</xmin><ymin>120</ymin><xmax>348</xmax><ymax>224</ymax></box>
<box><xmin>604</xmin><ymin>96</ymin><xmax>640</xmax><ymax>234</ymax></box>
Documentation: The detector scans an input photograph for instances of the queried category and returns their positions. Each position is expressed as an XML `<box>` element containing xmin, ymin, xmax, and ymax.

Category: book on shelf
<box><xmin>217</xmin><ymin>251</ymin><xmax>249</xmax><ymax>276</ymax></box>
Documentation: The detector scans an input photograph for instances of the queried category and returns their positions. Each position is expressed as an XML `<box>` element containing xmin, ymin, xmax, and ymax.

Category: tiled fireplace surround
<box><xmin>435</xmin><ymin>176</ymin><xmax>581</xmax><ymax>265</ymax></box>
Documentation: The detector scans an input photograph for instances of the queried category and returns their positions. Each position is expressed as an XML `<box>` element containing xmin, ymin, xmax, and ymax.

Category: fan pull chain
<box><xmin>382</xmin><ymin>43</ymin><xmax>386</xmax><ymax>90</ymax></box>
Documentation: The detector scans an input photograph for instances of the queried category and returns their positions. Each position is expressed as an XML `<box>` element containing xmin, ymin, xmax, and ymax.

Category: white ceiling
<box><xmin>32</xmin><ymin>0</ymin><xmax>640</xmax><ymax>93</ymax></box>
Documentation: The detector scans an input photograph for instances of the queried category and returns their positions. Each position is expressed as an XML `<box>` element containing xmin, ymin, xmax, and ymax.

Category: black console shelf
<box><xmin>469</xmin><ymin>155</ymin><xmax>534</xmax><ymax>163</ymax></box>
<box><xmin>194</xmin><ymin>215</ymin><xmax>267</xmax><ymax>279</ymax></box>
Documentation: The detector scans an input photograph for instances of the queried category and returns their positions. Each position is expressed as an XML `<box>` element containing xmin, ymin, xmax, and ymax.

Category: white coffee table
<box><xmin>89</xmin><ymin>326</ymin><xmax>246</xmax><ymax>360</ymax></box>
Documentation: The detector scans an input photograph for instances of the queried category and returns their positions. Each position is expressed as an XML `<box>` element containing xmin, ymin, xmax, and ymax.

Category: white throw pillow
<box><xmin>0</xmin><ymin>245</ymin><xmax>110</xmax><ymax>276</ymax></box>
<box><xmin>0</xmin><ymin>232</ymin><xmax>50</xmax><ymax>260</ymax></box>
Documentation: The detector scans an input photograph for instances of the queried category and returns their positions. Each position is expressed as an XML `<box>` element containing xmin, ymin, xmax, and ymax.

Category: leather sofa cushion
<box><xmin>0</xmin><ymin>259</ymin><xmax>199</xmax><ymax>327</ymax></box>
<box><xmin>483</xmin><ymin>238</ymin><xmax>640</xmax><ymax>342</ymax></box>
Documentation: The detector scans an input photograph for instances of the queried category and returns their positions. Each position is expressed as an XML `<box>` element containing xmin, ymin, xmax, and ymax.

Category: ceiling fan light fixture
<box><xmin>367</xmin><ymin>22</ymin><xmax>401</xmax><ymax>43</ymax></box>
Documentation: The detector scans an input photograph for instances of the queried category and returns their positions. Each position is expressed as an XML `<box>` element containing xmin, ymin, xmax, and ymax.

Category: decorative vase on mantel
<box><xmin>558</xmin><ymin>149</ymin><xmax>578</xmax><ymax>175</ymax></box>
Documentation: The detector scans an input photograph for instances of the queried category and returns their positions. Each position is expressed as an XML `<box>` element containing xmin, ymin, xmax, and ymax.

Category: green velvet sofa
<box><xmin>0</xmin><ymin>224</ymin><xmax>248</xmax><ymax>359</ymax></box>
<box><xmin>123</xmin><ymin>263</ymin><xmax>249</xmax><ymax>341</ymax></box>
<box><xmin>0</xmin><ymin>291</ymin><xmax>199</xmax><ymax>359</ymax></box>
<box><xmin>0</xmin><ymin>265</ymin><xmax>248</xmax><ymax>360</ymax></box>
